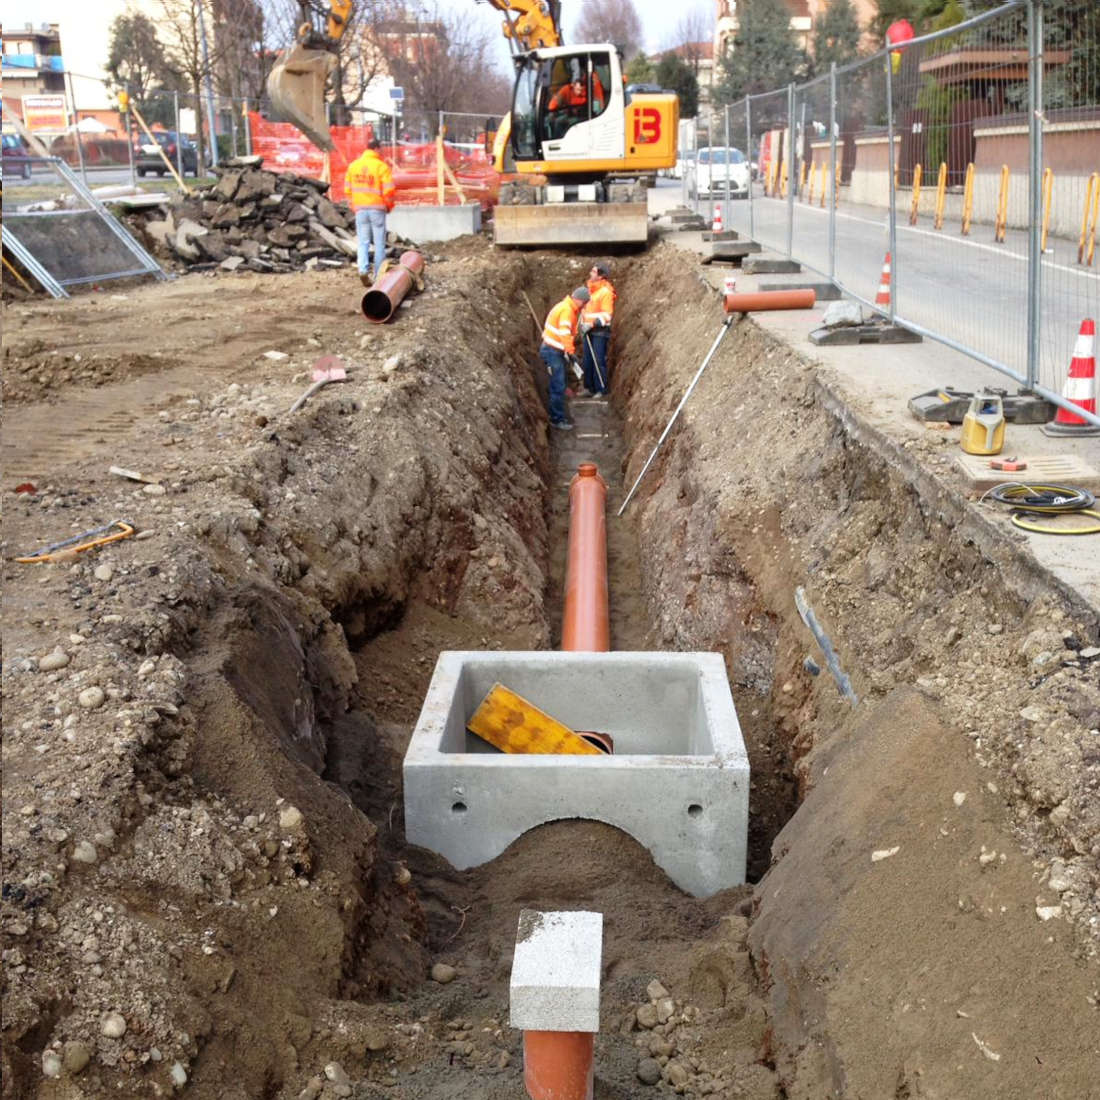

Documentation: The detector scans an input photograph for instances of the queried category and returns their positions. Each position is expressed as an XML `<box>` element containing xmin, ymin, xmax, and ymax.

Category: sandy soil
<box><xmin>2</xmin><ymin>234</ymin><xmax>1098</xmax><ymax>1099</ymax></box>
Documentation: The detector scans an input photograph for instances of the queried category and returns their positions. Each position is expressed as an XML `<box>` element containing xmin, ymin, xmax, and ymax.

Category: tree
<box><xmin>625</xmin><ymin>53</ymin><xmax>655</xmax><ymax>85</ymax></box>
<box><xmin>713</xmin><ymin>0</ymin><xmax>806</xmax><ymax>104</ymax></box>
<box><xmin>666</xmin><ymin>7</ymin><xmax>712</xmax><ymax>74</ymax></box>
<box><xmin>211</xmin><ymin>0</ymin><xmax>270</xmax><ymax>103</ymax></box>
<box><xmin>655</xmin><ymin>53</ymin><xmax>700</xmax><ymax>117</ymax></box>
<box><xmin>105</xmin><ymin>12</ymin><xmax>177</xmax><ymax>123</ymax></box>
<box><xmin>381</xmin><ymin>3</ymin><xmax>511</xmax><ymax>133</ymax></box>
<box><xmin>810</xmin><ymin>0</ymin><xmax>862</xmax><ymax>73</ymax></box>
<box><xmin>574</xmin><ymin>0</ymin><xmax>644</xmax><ymax>63</ymax></box>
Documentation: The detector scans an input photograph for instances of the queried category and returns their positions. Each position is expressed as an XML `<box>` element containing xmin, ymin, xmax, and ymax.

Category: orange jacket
<box><xmin>549</xmin><ymin>74</ymin><xmax>606</xmax><ymax>112</ymax></box>
<box><xmin>345</xmin><ymin>148</ymin><xmax>395</xmax><ymax>211</ymax></box>
<box><xmin>582</xmin><ymin>277</ymin><xmax>615</xmax><ymax>327</ymax></box>
<box><xmin>542</xmin><ymin>295</ymin><xmax>582</xmax><ymax>355</ymax></box>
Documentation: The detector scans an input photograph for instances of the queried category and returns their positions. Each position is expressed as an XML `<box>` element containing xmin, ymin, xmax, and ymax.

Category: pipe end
<box><xmin>577</xmin><ymin>463</ymin><xmax>599</xmax><ymax>478</ymax></box>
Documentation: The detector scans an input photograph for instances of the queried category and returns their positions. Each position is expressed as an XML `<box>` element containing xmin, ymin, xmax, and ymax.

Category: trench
<box><xmin>138</xmin><ymin>238</ymin><xmax>1098</xmax><ymax>1098</ymax></box>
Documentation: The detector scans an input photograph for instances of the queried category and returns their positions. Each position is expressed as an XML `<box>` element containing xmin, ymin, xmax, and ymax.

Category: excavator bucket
<box><xmin>266</xmin><ymin>42</ymin><xmax>337</xmax><ymax>152</ymax></box>
<box><xmin>494</xmin><ymin>202</ymin><xmax>649</xmax><ymax>247</ymax></box>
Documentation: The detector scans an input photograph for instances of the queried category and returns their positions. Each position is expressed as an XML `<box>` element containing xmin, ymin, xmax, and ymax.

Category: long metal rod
<box><xmin>795</xmin><ymin>587</ymin><xmax>858</xmax><ymax>704</ymax></box>
<box><xmin>885</xmin><ymin>56</ymin><xmax>897</xmax><ymax>323</ymax></box>
<box><xmin>618</xmin><ymin>318</ymin><xmax>736</xmax><ymax>516</ymax></box>
<box><xmin>786</xmin><ymin>83</ymin><xmax>795</xmax><ymax>257</ymax></box>
<box><xmin>745</xmin><ymin>96</ymin><xmax>754</xmax><ymax>240</ymax></box>
<box><xmin>723</xmin><ymin>103</ymin><xmax>731</xmax><ymax>231</ymax></box>
<box><xmin>66</xmin><ymin>70</ymin><xmax>87</xmax><ymax>186</ymax></box>
<box><xmin>198</xmin><ymin>0</ymin><xmax>219</xmax><ymax>168</ymax></box>
<box><xmin>174</xmin><ymin>90</ymin><xmax>184</xmax><ymax>180</ymax></box>
<box><xmin>1026</xmin><ymin>0</ymin><xmax>1043</xmax><ymax>390</ymax></box>
<box><xmin>828</xmin><ymin>63</ymin><xmax>837</xmax><ymax>280</ymax></box>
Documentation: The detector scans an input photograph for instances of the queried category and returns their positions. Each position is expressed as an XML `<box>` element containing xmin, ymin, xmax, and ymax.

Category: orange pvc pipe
<box><xmin>360</xmin><ymin>249</ymin><xmax>425</xmax><ymax>323</ymax></box>
<box><xmin>524</xmin><ymin>1031</ymin><xmax>595</xmax><ymax>1100</ymax></box>
<box><xmin>723</xmin><ymin>289</ymin><xmax>816</xmax><ymax>313</ymax></box>
<box><xmin>560</xmin><ymin>463</ymin><xmax>609</xmax><ymax>653</ymax></box>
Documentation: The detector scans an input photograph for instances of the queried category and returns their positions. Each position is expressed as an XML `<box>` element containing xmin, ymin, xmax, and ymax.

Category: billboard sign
<box><xmin>22</xmin><ymin>94</ymin><xmax>68</xmax><ymax>133</ymax></box>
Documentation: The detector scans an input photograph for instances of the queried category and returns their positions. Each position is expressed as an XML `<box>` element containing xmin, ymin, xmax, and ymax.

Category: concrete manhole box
<box><xmin>403</xmin><ymin>651</ymin><xmax>749</xmax><ymax>896</ymax></box>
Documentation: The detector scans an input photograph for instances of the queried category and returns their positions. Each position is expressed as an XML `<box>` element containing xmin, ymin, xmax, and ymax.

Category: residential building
<box><xmin>715</xmin><ymin>0</ymin><xmax>878</xmax><ymax>62</ymax></box>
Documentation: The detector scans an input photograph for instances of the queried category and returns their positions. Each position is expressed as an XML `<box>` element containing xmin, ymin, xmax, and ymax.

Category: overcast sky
<box><xmin>6</xmin><ymin>1</ymin><xmax>713</xmax><ymax>72</ymax></box>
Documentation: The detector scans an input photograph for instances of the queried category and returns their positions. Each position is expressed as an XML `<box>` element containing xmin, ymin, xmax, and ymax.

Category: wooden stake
<box><xmin>129</xmin><ymin>102</ymin><xmax>191</xmax><ymax>194</ymax></box>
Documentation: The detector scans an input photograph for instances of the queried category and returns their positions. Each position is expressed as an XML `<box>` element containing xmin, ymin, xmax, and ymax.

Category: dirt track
<box><xmin>2</xmin><ymin>235</ymin><xmax>1099</xmax><ymax>1098</ymax></box>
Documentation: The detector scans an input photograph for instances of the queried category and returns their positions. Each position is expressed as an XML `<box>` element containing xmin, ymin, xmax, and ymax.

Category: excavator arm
<box><xmin>266</xmin><ymin>0</ymin><xmax>353</xmax><ymax>151</ymax></box>
<box><xmin>484</xmin><ymin>0</ymin><xmax>562</xmax><ymax>52</ymax></box>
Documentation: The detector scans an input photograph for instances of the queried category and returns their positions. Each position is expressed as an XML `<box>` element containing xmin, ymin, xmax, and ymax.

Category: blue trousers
<box><xmin>355</xmin><ymin>207</ymin><xmax>387</xmax><ymax>274</ymax></box>
<box><xmin>539</xmin><ymin>344</ymin><xmax>568</xmax><ymax>423</ymax></box>
<box><xmin>581</xmin><ymin>328</ymin><xmax>610</xmax><ymax>394</ymax></box>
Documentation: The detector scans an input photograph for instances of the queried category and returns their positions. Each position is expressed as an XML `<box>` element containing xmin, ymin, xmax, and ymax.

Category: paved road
<box><xmin>656</xmin><ymin>179</ymin><xmax>1100</xmax><ymax>397</ymax></box>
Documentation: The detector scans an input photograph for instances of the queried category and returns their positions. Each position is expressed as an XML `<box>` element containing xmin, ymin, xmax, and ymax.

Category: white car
<box><xmin>691</xmin><ymin>146</ymin><xmax>750</xmax><ymax>199</ymax></box>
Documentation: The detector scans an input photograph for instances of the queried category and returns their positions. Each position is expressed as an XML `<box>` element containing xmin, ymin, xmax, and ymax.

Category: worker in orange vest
<box><xmin>577</xmin><ymin>262</ymin><xmax>616</xmax><ymax>398</ymax></box>
<box><xmin>345</xmin><ymin>139</ymin><xmax>396</xmax><ymax>287</ymax></box>
<box><xmin>548</xmin><ymin>72</ymin><xmax>606</xmax><ymax>136</ymax></box>
<box><xmin>539</xmin><ymin>286</ymin><xmax>590</xmax><ymax>430</ymax></box>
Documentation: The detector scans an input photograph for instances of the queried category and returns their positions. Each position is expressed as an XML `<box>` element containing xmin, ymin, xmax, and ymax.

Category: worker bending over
<box><xmin>539</xmin><ymin>286</ymin><xmax>590</xmax><ymax>431</ymax></box>
<box><xmin>345</xmin><ymin>139</ymin><xmax>395</xmax><ymax>286</ymax></box>
<box><xmin>578</xmin><ymin>262</ymin><xmax>616</xmax><ymax>397</ymax></box>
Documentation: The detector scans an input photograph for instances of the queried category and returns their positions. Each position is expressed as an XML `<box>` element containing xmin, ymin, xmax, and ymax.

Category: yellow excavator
<box><xmin>266</xmin><ymin>0</ymin><xmax>678</xmax><ymax>247</ymax></box>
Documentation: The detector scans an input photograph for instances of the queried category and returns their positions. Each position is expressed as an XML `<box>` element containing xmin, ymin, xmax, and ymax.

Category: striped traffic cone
<box><xmin>1043</xmin><ymin>318</ymin><xmax>1100</xmax><ymax>436</ymax></box>
<box><xmin>712</xmin><ymin>203</ymin><xmax>723</xmax><ymax>233</ymax></box>
<box><xmin>874</xmin><ymin>252</ymin><xmax>892</xmax><ymax>310</ymax></box>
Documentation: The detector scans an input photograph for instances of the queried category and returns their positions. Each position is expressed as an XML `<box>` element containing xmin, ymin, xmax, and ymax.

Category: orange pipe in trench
<box><xmin>360</xmin><ymin>249</ymin><xmax>425</xmax><ymax>323</ymax></box>
<box><xmin>524</xmin><ymin>1031</ymin><xmax>595</xmax><ymax>1100</ymax></box>
<box><xmin>560</xmin><ymin>463</ymin><xmax>609</xmax><ymax>653</ymax></box>
<box><xmin>723</xmin><ymin>288</ymin><xmax>816</xmax><ymax>313</ymax></box>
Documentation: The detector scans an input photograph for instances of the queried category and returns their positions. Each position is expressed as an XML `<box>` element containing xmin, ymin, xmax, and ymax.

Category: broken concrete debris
<box><xmin>123</xmin><ymin>156</ymin><xmax>414</xmax><ymax>275</ymax></box>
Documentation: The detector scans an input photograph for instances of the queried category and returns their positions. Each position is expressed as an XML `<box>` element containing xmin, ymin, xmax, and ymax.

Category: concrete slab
<box><xmin>403</xmin><ymin>651</ymin><xmax>750</xmax><ymax>897</ymax></box>
<box><xmin>510</xmin><ymin>910</ymin><xmax>602</xmax><ymax>1033</ymax></box>
<box><xmin>742</xmin><ymin>257</ymin><xmax>802</xmax><ymax>274</ymax></box>
<box><xmin>760</xmin><ymin>280</ymin><xmax>841</xmax><ymax>300</ymax></box>
<box><xmin>809</xmin><ymin>322</ymin><xmax>923</xmax><ymax>345</ymax></box>
<box><xmin>954</xmin><ymin>452</ymin><xmax>1100</xmax><ymax>492</ymax></box>
<box><xmin>387</xmin><ymin>202</ymin><xmax>481</xmax><ymax>243</ymax></box>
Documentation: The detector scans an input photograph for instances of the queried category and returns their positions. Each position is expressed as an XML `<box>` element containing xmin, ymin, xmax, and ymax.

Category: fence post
<box><xmin>65</xmin><ymin>70</ymin><xmax>88</xmax><ymax>185</ymax></box>
<box><xmin>723</xmin><ymin>103</ymin><xmax>731</xmax><ymax>230</ymax></box>
<box><xmin>745</xmin><ymin>96</ymin><xmax>754</xmax><ymax>240</ymax></box>
<box><xmin>786</xmin><ymin>83</ymin><xmax>795</xmax><ymax>257</ymax></box>
<box><xmin>885</xmin><ymin>55</ymin><xmax>897</xmax><ymax>321</ymax></box>
<box><xmin>829</xmin><ymin>63</ymin><xmax>837</xmax><ymax>281</ymax></box>
<box><xmin>244</xmin><ymin>99</ymin><xmax>252</xmax><ymax>156</ymax></box>
<box><xmin>1026</xmin><ymin>0</ymin><xmax>1043</xmax><ymax>391</ymax></box>
<box><xmin>174</xmin><ymin>90</ymin><xmax>183</xmax><ymax>179</ymax></box>
<box><xmin>124</xmin><ymin>85</ymin><xmax>137</xmax><ymax>190</ymax></box>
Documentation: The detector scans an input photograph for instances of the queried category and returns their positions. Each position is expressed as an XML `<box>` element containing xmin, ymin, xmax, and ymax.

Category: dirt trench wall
<box><xmin>614</xmin><ymin>243</ymin><xmax>1100</xmax><ymax>1097</ymax></box>
<box><xmin>1</xmin><ymin>252</ymin><xmax>558</xmax><ymax>1098</ymax></box>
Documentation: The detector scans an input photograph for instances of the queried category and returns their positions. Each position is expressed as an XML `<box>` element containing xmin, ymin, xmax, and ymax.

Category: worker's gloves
<box><xmin>578</xmin><ymin>321</ymin><xmax>592</xmax><ymax>336</ymax></box>
<box><xmin>569</xmin><ymin>356</ymin><xmax>583</xmax><ymax>380</ymax></box>
<box><xmin>593</xmin><ymin>318</ymin><xmax>607</xmax><ymax>329</ymax></box>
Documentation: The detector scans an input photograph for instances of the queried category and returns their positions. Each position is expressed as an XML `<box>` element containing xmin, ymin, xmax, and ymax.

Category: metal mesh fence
<box><xmin>695</xmin><ymin>0</ymin><xmax>1097</xmax><ymax>426</ymax></box>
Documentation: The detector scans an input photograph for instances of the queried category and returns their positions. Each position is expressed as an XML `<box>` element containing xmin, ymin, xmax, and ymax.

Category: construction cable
<box><xmin>1010</xmin><ymin>510</ymin><xmax>1100</xmax><ymax>536</ymax></box>
<box><xmin>987</xmin><ymin>483</ymin><xmax>1096</xmax><ymax>514</ymax></box>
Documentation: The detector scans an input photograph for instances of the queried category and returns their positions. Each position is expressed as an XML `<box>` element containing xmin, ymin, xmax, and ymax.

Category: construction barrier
<box><xmin>246</xmin><ymin>113</ymin><xmax>500</xmax><ymax>208</ymax></box>
<box><xmin>994</xmin><ymin>164</ymin><xmax>1010</xmax><ymax>243</ymax></box>
<box><xmin>1080</xmin><ymin>173</ymin><xmax>1099</xmax><ymax>266</ymax></box>
<box><xmin>933</xmin><ymin>162</ymin><xmax>947</xmax><ymax>230</ymax></box>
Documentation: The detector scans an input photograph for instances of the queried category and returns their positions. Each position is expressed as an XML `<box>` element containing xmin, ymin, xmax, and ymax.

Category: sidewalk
<box><xmin>647</xmin><ymin>181</ymin><xmax>1100</xmax><ymax>611</ymax></box>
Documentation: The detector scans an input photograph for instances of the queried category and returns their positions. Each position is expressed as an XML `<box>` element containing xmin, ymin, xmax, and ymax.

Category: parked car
<box><xmin>2</xmin><ymin>132</ymin><xmax>32</xmax><ymax>179</ymax></box>
<box><xmin>690</xmin><ymin>146</ymin><xmax>751</xmax><ymax>199</ymax></box>
<box><xmin>135</xmin><ymin>131</ymin><xmax>199</xmax><ymax>177</ymax></box>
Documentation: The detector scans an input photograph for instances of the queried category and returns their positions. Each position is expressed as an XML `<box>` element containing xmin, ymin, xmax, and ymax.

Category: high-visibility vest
<box><xmin>542</xmin><ymin>296</ymin><xmax>580</xmax><ymax>354</ymax></box>
<box><xmin>345</xmin><ymin>150</ymin><xmax>395</xmax><ymax>211</ymax></box>
<box><xmin>582</xmin><ymin>278</ymin><xmax>615</xmax><ymax>327</ymax></box>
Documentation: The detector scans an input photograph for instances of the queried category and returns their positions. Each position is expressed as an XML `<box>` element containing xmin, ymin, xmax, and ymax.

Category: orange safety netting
<box><xmin>247</xmin><ymin>113</ymin><xmax>500</xmax><ymax>208</ymax></box>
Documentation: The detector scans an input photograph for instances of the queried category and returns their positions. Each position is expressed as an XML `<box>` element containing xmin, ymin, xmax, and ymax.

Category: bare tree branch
<box><xmin>574</xmin><ymin>0</ymin><xmax>644</xmax><ymax>62</ymax></box>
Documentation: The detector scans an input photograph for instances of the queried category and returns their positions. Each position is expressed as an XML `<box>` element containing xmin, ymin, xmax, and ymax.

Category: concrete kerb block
<box><xmin>510</xmin><ymin>910</ymin><xmax>603</xmax><ymax>1033</ymax></box>
<box><xmin>387</xmin><ymin>202</ymin><xmax>481</xmax><ymax>242</ymax></box>
<box><xmin>403</xmin><ymin>651</ymin><xmax>750</xmax><ymax>897</ymax></box>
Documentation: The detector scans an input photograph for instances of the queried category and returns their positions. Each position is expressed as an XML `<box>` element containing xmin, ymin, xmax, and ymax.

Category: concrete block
<box><xmin>510</xmin><ymin>910</ymin><xmax>602</xmax><ymax>1032</ymax></box>
<box><xmin>759</xmin><ymin>280</ymin><xmax>841</xmax><ymax>300</ymax></box>
<box><xmin>742</xmin><ymin>257</ymin><xmax>801</xmax><ymax>274</ymax></box>
<box><xmin>387</xmin><ymin>202</ymin><xmax>481</xmax><ymax>243</ymax></box>
<box><xmin>403</xmin><ymin>651</ymin><xmax>749</xmax><ymax>897</ymax></box>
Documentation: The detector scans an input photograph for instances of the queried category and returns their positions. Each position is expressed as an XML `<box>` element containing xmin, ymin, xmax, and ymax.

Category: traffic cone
<box><xmin>1043</xmin><ymin>318</ymin><xmax>1100</xmax><ymax>436</ymax></box>
<box><xmin>712</xmin><ymin>203</ymin><xmax>723</xmax><ymax>233</ymax></box>
<box><xmin>874</xmin><ymin>252</ymin><xmax>892</xmax><ymax>309</ymax></box>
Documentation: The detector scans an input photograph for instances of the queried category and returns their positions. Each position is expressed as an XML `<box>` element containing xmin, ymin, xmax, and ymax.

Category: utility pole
<box><xmin>196</xmin><ymin>0</ymin><xmax>219</xmax><ymax>168</ymax></box>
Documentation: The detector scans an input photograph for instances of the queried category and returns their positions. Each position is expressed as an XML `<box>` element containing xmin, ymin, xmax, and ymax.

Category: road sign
<box><xmin>389</xmin><ymin>87</ymin><xmax>404</xmax><ymax>101</ymax></box>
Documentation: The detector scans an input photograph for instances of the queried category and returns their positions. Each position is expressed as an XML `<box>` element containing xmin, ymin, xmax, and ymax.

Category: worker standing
<box><xmin>345</xmin><ymin>138</ymin><xmax>395</xmax><ymax>287</ymax></box>
<box><xmin>578</xmin><ymin>262</ymin><xmax>616</xmax><ymax>397</ymax></box>
<box><xmin>539</xmin><ymin>286</ymin><xmax>590</xmax><ymax>431</ymax></box>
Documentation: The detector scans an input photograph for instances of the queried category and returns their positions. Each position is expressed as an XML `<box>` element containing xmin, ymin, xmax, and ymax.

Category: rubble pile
<box><xmin>128</xmin><ymin>156</ymin><xmax>362</xmax><ymax>274</ymax></box>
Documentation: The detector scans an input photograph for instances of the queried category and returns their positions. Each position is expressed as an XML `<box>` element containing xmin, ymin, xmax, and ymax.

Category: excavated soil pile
<box><xmin>2</xmin><ymin>234</ymin><xmax>1099</xmax><ymax>1100</ymax></box>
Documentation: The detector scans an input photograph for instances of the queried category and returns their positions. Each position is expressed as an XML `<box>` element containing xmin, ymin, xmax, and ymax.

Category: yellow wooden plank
<box><xmin>467</xmin><ymin>683</ymin><xmax>602</xmax><ymax>756</ymax></box>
